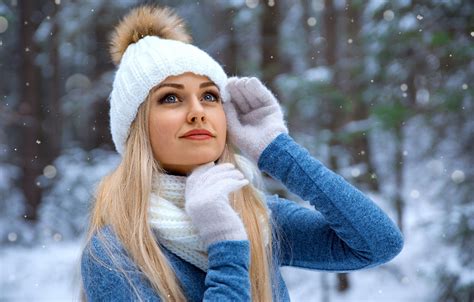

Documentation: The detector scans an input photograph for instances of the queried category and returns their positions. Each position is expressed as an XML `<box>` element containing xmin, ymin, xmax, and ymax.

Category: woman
<box><xmin>81</xmin><ymin>5</ymin><xmax>404</xmax><ymax>302</ymax></box>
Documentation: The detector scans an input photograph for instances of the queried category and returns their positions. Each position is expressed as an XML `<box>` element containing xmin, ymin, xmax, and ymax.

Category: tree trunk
<box><xmin>45</xmin><ymin>2</ymin><xmax>62</xmax><ymax>163</ymax></box>
<box><xmin>344</xmin><ymin>0</ymin><xmax>380</xmax><ymax>192</ymax></box>
<box><xmin>394</xmin><ymin>124</ymin><xmax>405</xmax><ymax>232</ymax></box>
<box><xmin>222</xmin><ymin>7</ymin><xmax>238</xmax><ymax>76</ymax></box>
<box><xmin>88</xmin><ymin>6</ymin><xmax>114</xmax><ymax>150</ymax></box>
<box><xmin>260</xmin><ymin>0</ymin><xmax>281</xmax><ymax>93</ymax></box>
<box><xmin>300</xmin><ymin>0</ymin><xmax>317</xmax><ymax>69</ymax></box>
<box><xmin>19</xmin><ymin>0</ymin><xmax>43</xmax><ymax>221</ymax></box>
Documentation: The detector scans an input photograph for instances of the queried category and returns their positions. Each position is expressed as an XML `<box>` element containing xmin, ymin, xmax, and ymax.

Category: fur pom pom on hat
<box><xmin>109</xmin><ymin>5</ymin><xmax>229</xmax><ymax>155</ymax></box>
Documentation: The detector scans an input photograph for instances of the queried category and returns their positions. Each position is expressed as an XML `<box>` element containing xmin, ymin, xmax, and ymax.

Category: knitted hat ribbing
<box><xmin>109</xmin><ymin>5</ymin><xmax>229</xmax><ymax>155</ymax></box>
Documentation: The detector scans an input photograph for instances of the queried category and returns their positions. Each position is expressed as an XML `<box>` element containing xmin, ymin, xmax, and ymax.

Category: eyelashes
<box><xmin>159</xmin><ymin>94</ymin><xmax>179</xmax><ymax>104</ymax></box>
<box><xmin>202</xmin><ymin>92</ymin><xmax>220</xmax><ymax>103</ymax></box>
<box><xmin>158</xmin><ymin>91</ymin><xmax>221</xmax><ymax>104</ymax></box>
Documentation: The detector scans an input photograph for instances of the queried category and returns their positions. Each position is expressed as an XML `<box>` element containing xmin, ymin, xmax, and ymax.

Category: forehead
<box><xmin>161</xmin><ymin>72</ymin><xmax>211</xmax><ymax>84</ymax></box>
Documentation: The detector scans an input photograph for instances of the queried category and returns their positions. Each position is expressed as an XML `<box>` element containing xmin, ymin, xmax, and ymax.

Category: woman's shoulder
<box><xmin>81</xmin><ymin>227</ymin><xmax>157</xmax><ymax>300</ymax></box>
<box><xmin>86</xmin><ymin>225</ymin><xmax>122</xmax><ymax>251</ymax></box>
<box><xmin>82</xmin><ymin>225</ymin><xmax>133</xmax><ymax>270</ymax></box>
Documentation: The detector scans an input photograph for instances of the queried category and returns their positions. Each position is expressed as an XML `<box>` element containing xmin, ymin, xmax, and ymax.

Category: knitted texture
<box><xmin>224</xmin><ymin>77</ymin><xmax>289</xmax><ymax>163</ymax></box>
<box><xmin>148</xmin><ymin>167</ymin><xmax>269</xmax><ymax>271</ymax></box>
<box><xmin>149</xmin><ymin>173</ymin><xmax>209</xmax><ymax>271</ymax></box>
<box><xmin>82</xmin><ymin>134</ymin><xmax>404</xmax><ymax>301</ymax></box>
<box><xmin>110</xmin><ymin>35</ymin><xmax>229</xmax><ymax>155</ymax></box>
<box><xmin>185</xmin><ymin>163</ymin><xmax>249</xmax><ymax>248</ymax></box>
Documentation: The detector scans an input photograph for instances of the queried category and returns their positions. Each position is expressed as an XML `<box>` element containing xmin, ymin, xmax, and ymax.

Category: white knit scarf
<box><xmin>149</xmin><ymin>173</ymin><xmax>210</xmax><ymax>272</ymax></box>
<box><xmin>148</xmin><ymin>158</ymin><xmax>270</xmax><ymax>272</ymax></box>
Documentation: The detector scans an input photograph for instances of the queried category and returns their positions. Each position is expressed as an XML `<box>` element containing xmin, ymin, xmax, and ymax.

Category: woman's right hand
<box><xmin>224</xmin><ymin>77</ymin><xmax>289</xmax><ymax>163</ymax></box>
<box><xmin>185</xmin><ymin>162</ymin><xmax>249</xmax><ymax>248</ymax></box>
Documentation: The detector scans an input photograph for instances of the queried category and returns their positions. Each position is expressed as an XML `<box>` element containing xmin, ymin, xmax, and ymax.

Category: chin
<box><xmin>195</xmin><ymin>153</ymin><xmax>221</xmax><ymax>164</ymax></box>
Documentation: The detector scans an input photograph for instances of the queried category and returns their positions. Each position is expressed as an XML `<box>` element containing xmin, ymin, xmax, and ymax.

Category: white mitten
<box><xmin>224</xmin><ymin>77</ymin><xmax>289</xmax><ymax>163</ymax></box>
<box><xmin>185</xmin><ymin>162</ymin><xmax>249</xmax><ymax>248</ymax></box>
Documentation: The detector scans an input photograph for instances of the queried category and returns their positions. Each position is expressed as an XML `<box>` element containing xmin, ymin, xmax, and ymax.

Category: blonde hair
<box><xmin>82</xmin><ymin>93</ymin><xmax>280</xmax><ymax>301</ymax></box>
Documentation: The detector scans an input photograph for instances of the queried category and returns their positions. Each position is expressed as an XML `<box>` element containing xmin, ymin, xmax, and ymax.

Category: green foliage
<box><xmin>431</xmin><ymin>31</ymin><xmax>451</xmax><ymax>47</ymax></box>
<box><xmin>371</xmin><ymin>102</ymin><xmax>413</xmax><ymax>130</ymax></box>
<box><xmin>443</xmin><ymin>92</ymin><xmax>464</xmax><ymax>112</ymax></box>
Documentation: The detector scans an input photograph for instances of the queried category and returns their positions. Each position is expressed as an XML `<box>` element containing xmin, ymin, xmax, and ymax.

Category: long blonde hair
<box><xmin>83</xmin><ymin>94</ymin><xmax>280</xmax><ymax>301</ymax></box>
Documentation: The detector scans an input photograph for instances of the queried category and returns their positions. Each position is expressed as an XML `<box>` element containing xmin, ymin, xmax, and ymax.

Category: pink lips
<box><xmin>182</xmin><ymin>134</ymin><xmax>213</xmax><ymax>140</ymax></box>
<box><xmin>181</xmin><ymin>129</ymin><xmax>215</xmax><ymax>140</ymax></box>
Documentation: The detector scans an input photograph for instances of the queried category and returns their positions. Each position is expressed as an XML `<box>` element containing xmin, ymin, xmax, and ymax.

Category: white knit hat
<box><xmin>108</xmin><ymin>6</ymin><xmax>229</xmax><ymax>155</ymax></box>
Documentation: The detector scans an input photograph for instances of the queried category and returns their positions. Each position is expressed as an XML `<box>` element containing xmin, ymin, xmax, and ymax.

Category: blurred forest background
<box><xmin>0</xmin><ymin>0</ymin><xmax>472</xmax><ymax>301</ymax></box>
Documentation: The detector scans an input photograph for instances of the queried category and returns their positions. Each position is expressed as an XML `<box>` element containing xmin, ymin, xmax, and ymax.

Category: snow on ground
<box><xmin>0</xmin><ymin>241</ymin><xmax>83</xmax><ymax>301</ymax></box>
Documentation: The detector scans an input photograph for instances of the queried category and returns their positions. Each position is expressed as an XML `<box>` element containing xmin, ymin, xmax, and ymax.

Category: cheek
<box><xmin>220</xmin><ymin>112</ymin><xmax>227</xmax><ymax>132</ymax></box>
<box><xmin>215</xmin><ymin>110</ymin><xmax>227</xmax><ymax>142</ymax></box>
<box><xmin>149</xmin><ymin>113</ymin><xmax>175</xmax><ymax>150</ymax></box>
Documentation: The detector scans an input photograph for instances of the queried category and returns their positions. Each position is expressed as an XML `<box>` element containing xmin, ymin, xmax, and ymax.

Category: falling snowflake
<box><xmin>245</xmin><ymin>0</ymin><xmax>259</xmax><ymax>9</ymax></box>
<box><xmin>7</xmin><ymin>232</ymin><xmax>17</xmax><ymax>242</ymax></box>
<box><xmin>0</xmin><ymin>16</ymin><xmax>8</xmax><ymax>33</ymax></box>
<box><xmin>351</xmin><ymin>168</ymin><xmax>361</xmax><ymax>178</ymax></box>
<box><xmin>53</xmin><ymin>233</ymin><xmax>62</xmax><ymax>241</ymax></box>
<box><xmin>410</xmin><ymin>190</ymin><xmax>420</xmax><ymax>199</ymax></box>
<box><xmin>383</xmin><ymin>10</ymin><xmax>394</xmax><ymax>21</ymax></box>
<box><xmin>307</xmin><ymin>17</ymin><xmax>317</xmax><ymax>27</ymax></box>
<box><xmin>43</xmin><ymin>165</ymin><xmax>57</xmax><ymax>179</ymax></box>
<box><xmin>451</xmin><ymin>170</ymin><xmax>465</xmax><ymax>183</ymax></box>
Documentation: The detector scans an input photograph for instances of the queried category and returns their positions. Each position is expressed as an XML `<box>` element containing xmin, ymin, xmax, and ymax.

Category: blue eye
<box><xmin>203</xmin><ymin>92</ymin><xmax>219</xmax><ymax>102</ymax></box>
<box><xmin>160</xmin><ymin>94</ymin><xmax>178</xmax><ymax>104</ymax></box>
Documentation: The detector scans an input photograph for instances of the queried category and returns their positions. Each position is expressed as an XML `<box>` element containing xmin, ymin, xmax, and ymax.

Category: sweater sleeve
<box><xmin>203</xmin><ymin>240</ymin><xmax>251</xmax><ymax>301</ymax></box>
<box><xmin>258</xmin><ymin>133</ymin><xmax>404</xmax><ymax>271</ymax></box>
<box><xmin>81</xmin><ymin>227</ymin><xmax>252</xmax><ymax>301</ymax></box>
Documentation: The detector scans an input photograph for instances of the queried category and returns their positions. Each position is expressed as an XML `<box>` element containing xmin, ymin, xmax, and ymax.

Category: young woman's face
<box><xmin>148</xmin><ymin>72</ymin><xmax>227</xmax><ymax>175</ymax></box>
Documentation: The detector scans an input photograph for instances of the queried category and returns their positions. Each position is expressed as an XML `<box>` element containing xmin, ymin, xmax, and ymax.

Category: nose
<box><xmin>186</xmin><ymin>97</ymin><xmax>206</xmax><ymax>124</ymax></box>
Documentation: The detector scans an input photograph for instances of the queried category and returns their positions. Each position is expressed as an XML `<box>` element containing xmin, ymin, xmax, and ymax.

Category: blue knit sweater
<box><xmin>81</xmin><ymin>133</ymin><xmax>404</xmax><ymax>301</ymax></box>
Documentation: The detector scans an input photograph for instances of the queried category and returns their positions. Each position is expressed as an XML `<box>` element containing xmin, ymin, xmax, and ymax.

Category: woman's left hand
<box><xmin>224</xmin><ymin>77</ymin><xmax>288</xmax><ymax>163</ymax></box>
<box><xmin>185</xmin><ymin>162</ymin><xmax>249</xmax><ymax>248</ymax></box>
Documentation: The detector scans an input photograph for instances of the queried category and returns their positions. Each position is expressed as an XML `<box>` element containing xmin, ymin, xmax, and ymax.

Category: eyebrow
<box><xmin>154</xmin><ymin>82</ymin><xmax>219</xmax><ymax>92</ymax></box>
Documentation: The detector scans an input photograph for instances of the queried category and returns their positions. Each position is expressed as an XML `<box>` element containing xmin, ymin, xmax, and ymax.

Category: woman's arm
<box><xmin>81</xmin><ymin>227</ymin><xmax>251</xmax><ymax>301</ymax></box>
<box><xmin>260</xmin><ymin>133</ymin><xmax>404</xmax><ymax>271</ymax></box>
<box><xmin>185</xmin><ymin>162</ymin><xmax>252</xmax><ymax>300</ymax></box>
<box><xmin>203</xmin><ymin>240</ymin><xmax>251</xmax><ymax>301</ymax></box>
<box><xmin>223</xmin><ymin>76</ymin><xmax>402</xmax><ymax>271</ymax></box>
